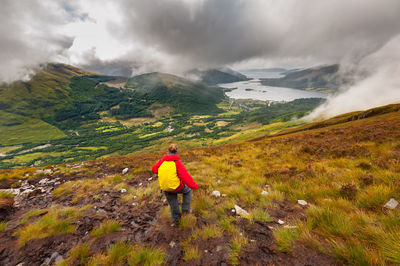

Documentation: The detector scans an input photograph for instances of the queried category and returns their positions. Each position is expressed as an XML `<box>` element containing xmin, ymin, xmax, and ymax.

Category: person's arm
<box><xmin>152</xmin><ymin>158</ymin><xmax>164</xmax><ymax>174</ymax></box>
<box><xmin>175</xmin><ymin>160</ymin><xmax>198</xmax><ymax>190</ymax></box>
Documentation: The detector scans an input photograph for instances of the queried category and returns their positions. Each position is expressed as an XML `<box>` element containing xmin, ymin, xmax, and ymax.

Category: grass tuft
<box><xmin>90</xmin><ymin>219</ymin><xmax>121</xmax><ymax>238</ymax></box>
<box><xmin>380</xmin><ymin>227</ymin><xmax>400</xmax><ymax>264</ymax></box>
<box><xmin>57</xmin><ymin>243</ymin><xmax>91</xmax><ymax>266</ymax></box>
<box><xmin>19</xmin><ymin>209</ymin><xmax>48</xmax><ymax>225</ymax></box>
<box><xmin>14</xmin><ymin>206</ymin><xmax>81</xmax><ymax>247</ymax></box>
<box><xmin>0</xmin><ymin>221</ymin><xmax>7</xmax><ymax>232</ymax></box>
<box><xmin>90</xmin><ymin>242</ymin><xmax>165</xmax><ymax>265</ymax></box>
<box><xmin>128</xmin><ymin>245</ymin><xmax>165</xmax><ymax>265</ymax></box>
<box><xmin>228</xmin><ymin>233</ymin><xmax>248</xmax><ymax>265</ymax></box>
<box><xmin>179</xmin><ymin>213</ymin><xmax>197</xmax><ymax>229</ymax></box>
<box><xmin>0</xmin><ymin>191</ymin><xmax>14</xmax><ymax>209</ymax></box>
<box><xmin>250</xmin><ymin>209</ymin><xmax>272</xmax><ymax>223</ymax></box>
<box><xmin>357</xmin><ymin>184</ymin><xmax>392</xmax><ymax>209</ymax></box>
<box><xmin>107</xmin><ymin>241</ymin><xmax>132</xmax><ymax>265</ymax></box>
<box><xmin>307</xmin><ymin>205</ymin><xmax>356</xmax><ymax>238</ymax></box>
<box><xmin>192</xmin><ymin>224</ymin><xmax>223</xmax><ymax>240</ymax></box>
<box><xmin>273</xmin><ymin>227</ymin><xmax>300</xmax><ymax>253</ymax></box>
<box><xmin>183</xmin><ymin>245</ymin><xmax>201</xmax><ymax>261</ymax></box>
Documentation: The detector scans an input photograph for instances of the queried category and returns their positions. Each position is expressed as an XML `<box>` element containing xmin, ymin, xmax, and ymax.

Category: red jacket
<box><xmin>152</xmin><ymin>154</ymin><xmax>198</xmax><ymax>192</ymax></box>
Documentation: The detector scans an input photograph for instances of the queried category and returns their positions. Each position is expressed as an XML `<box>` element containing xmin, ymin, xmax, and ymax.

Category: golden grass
<box><xmin>183</xmin><ymin>245</ymin><xmax>201</xmax><ymax>261</ymax></box>
<box><xmin>228</xmin><ymin>233</ymin><xmax>248</xmax><ymax>265</ymax></box>
<box><xmin>14</xmin><ymin>206</ymin><xmax>81</xmax><ymax>247</ymax></box>
<box><xmin>179</xmin><ymin>213</ymin><xmax>197</xmax><ymax>229</ymax></box>
<box><xmin>19</xmin><ymin>208</ymin><xmax>48</xmax><ymax>225</ymax></box>
<box><xmin>250</xmin><ymin>208</ymin><xmax>272</xmax><ymax>223</ymax></box>
<box><xmin>192</xmin><ymin>224</ymin><xmax>223</xmax><ymax>240</ymax></box>
<box><xmin>86</xmin><ymin>242</ymin><xmax>165</xmax><ymax>265</ymax></box>
<box><xmin>0</xmin><ymin>221</ymin><xmax>7</xmax><ymax>232</ymax></box>
<box><xmin>90</xmin><ymin>220</ymin><xmax>121</xmax><ymax>239</ymax></box>
<box><xmin>56</xmin><ymin>243</ymin><xmax>91</xmax><ymax>266</ymax></box>
<box><xmin>273</xmin><ymin>226</ymin><xmax>300</xmax><ymax>253</ymax></box>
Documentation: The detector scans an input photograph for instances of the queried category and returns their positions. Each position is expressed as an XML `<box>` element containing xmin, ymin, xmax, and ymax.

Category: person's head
<box><xmin>168</xmin><ymin>144</ymin><xmax>178</xmax><ymax>155</ymax></box>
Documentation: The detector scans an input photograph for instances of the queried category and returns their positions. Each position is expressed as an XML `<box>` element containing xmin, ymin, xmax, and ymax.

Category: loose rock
<box><xmin>297</xmin><ymin>199</ymin><xmax>308</xmax><ymax>206</ymax></box>
<box><xmin>120</xmin><ymin>189</ymin><xmax>127</xmax><ymax>193</ymax></box>
<box><xmin>384</xmin><ymin>198</ymin><xmax>398</xmax><ymax>209</ymax></box>
<box><xmin>54</xmin><ymin>256</ymin><xmax>63</xmax><ymax>263</ymax></box>
<box><xmin>211</xmin><ymin>190</ymin><xmax>221</xmax><ymax>197</ymax></box>
<box><xmin>261</xmin><ymin>190</ymin><xmax>269</xmax><ymax>196</ymax></box>
<box><xmin>277</xmin><ymin>219</ymin><xmax>285</xmax><ymax>225</ymax></box>
<box><xmin>50</xmin><ymin>252</ymin><xmax>60</xmax><ymax>261</ymax></box>
<box><xmin>234</xmin><ymin>205</ymin><xmax>249</xmax><ymax>218</ymax></box>
<box><xmin>122</xmin><ymin>168</ymin><xmax>129</xmax><ymax>175</ymax></box>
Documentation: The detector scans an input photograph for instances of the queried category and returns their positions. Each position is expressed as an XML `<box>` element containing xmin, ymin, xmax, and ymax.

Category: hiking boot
<box><xmin>171</xmin><ymin>219</ymin><xmax>180</xmax><ymax>227</ymax></box>
<box><xmin>182</xmin><ymin>209</ymin><xmax>191</xmax><ymax>215</ymax></box>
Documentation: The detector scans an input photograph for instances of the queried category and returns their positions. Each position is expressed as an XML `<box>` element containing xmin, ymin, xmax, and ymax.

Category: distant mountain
<box><xmin>126</xmin><ymin>72</ymin><xmax>224</xmax><ymax>114</ymax></box>
<box><xmin>260</xmin><ymin>64</ymin><xmax>344</xmax><ymax>93</ymax></box>
<box><xmin>0</xmin><ymin>63</ymin><xmax>95</xmax><ymax>119</ymax></box>
<box><xmin>0</xmin><ymin>64</ymin><xmax>141</xmax><ymax>144</ymax></box>
<box><xmin>238</xmin><ymin>68</ymin><xmax>288</xmax><ymax>79</ymax></box>
<box><xmin>242</xmin><ymin>67</ymin><xmax>287</xmax><ymax>73</ymax></box>
<box><xmin>186</xmin><ymin>68</ymin><xmax>248</xmax><ymax>85</ymax></box>
<box><xmin>0</xmin><ymin>64</ymin><xmax>225</xmax><ymax>146</ymax></box>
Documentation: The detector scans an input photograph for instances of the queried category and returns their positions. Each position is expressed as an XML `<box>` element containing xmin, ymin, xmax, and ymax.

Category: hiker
<box><xmin>152</xmin><ymin>144</ymin><xmax>198</xmax><ymax>225</ymax></box>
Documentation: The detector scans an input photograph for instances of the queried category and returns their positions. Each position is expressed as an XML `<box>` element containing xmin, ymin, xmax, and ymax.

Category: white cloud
<box><xmin>306</xmin><ymin>34</ymin><xmax>400</xmax><ymax>120</ymax></box>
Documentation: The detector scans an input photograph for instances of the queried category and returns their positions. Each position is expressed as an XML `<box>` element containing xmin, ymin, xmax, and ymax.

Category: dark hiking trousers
<box><xmin>164</xmin><ymin>184</ymin><xmax>192</xmax><ymax>222</ymax></box>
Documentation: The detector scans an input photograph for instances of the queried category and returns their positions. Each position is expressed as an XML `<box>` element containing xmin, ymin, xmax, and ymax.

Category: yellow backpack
<box><xmin>158</xmin><ymin>161</ymin><xmax>180</xmax><ymax>191</ymax></box>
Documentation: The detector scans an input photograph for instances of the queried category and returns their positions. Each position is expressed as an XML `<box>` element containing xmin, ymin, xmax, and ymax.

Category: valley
<box><xmin>0</xmin><ymin>64</ymin><xmax>323</xmax><ymax>169</ymax></box>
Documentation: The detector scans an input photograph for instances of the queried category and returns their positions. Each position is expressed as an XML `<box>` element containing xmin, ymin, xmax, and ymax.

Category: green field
<box><xmin>0</xmin><ymin>97</ymin><xmax>324</xmax><ymax>168</ymax></box>
<box><xmin>0</xmin><ymin>111</ymin><xmax>66</xmax><ymax>146</ymax></box>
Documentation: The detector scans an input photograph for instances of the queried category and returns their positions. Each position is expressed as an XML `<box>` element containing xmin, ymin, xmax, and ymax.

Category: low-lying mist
<box><xmin>306</xmin><ymin>34</ymin><xmax>400</xmax><ymax>120</ymax></box>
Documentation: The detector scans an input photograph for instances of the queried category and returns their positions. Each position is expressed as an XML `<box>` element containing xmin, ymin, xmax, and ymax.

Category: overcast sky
<box><xmin>1</xmin><ymin>0</ymin><xmax>400</xmax><ymax>80</ymax></box>
<box><xmin>1</xmin><ymin>0</ymin><xmax>400</xmax><ymax>118</ymax></box>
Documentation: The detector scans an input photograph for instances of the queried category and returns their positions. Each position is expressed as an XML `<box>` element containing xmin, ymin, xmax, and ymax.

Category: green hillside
<box><xmin>126</xmin><ymin>72</ymin><xmax>225</xmax><ymax>114</ymax></box>
<box><xmin>187</xmin><ymin>68</ymin><xmax>248</xmax><ymax>85</ymax></box>
<box><xmin>261</xmin><ymin>64</ymin><xmax>344</xmax><ymax>93</ymax></box>
<box><xmin>0</xmin><ymin>64</ymin><xmax>94</xmax><ymax>119</ymax></box>
<box><xmin>0</xmin><ymin>111</ymin><xmax>66</xmax><ymax>146</ymax></box>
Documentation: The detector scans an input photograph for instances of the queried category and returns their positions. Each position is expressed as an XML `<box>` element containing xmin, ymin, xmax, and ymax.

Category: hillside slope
<box><xmin>125</xmin><ymin>72</ymin><xmax>225</xmax><ymax>114</ymax></box>
<box><xmin>0</xmin><ymin>64</ymin><xmax>95</xmax><ymax>119</ymax></box>
<box><xmin>0</xmin><ymin>64</ymin><xmax>227</xmax><ymax>147</ymax></box>
<box><xmin>0</xmin><ymin>103</ymin><xmax>399</xmax><ymax>265</ymax></box>
<box><xmin>260</xmin><ymin>64</ymin><xmax>344</xmax><ymax>93</ymax></box>
<box><xmin>186</xmin><ymin>68</ymin><xmax>248</xmax><ymax>85</ymax></box>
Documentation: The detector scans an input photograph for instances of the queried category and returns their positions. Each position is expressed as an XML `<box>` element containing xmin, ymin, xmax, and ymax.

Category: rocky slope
<box><xmin>0</xmin><ymin>103</ymin><xmax>399</xmax><ymax>265</ymax></box>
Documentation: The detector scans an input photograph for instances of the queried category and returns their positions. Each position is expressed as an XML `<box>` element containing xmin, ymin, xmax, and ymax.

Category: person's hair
<box><xmin>168</xmin><ymin>144</ymin><xmax>178</xmax><ymax>154</ymax></box>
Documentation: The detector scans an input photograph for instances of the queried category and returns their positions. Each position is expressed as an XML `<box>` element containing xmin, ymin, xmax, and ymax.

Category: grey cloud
<box><xmin>1</xmin><ymin>0</ymin><xmax>400</xmax><ymax>120</ymax></box>
<box><xmin>78</xmin><ymin>49</ymin><xmax>137</xmax><ymax>77</ymax></box>
<box><xmin>114</xmin><ymin>0</ymin><xmax>400</xmax><ymax>71</ymax></box>
<box><xmin>0</xmin><ymin>0</ymin><xmax>74</xmax><ymax>82</ymax></box>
